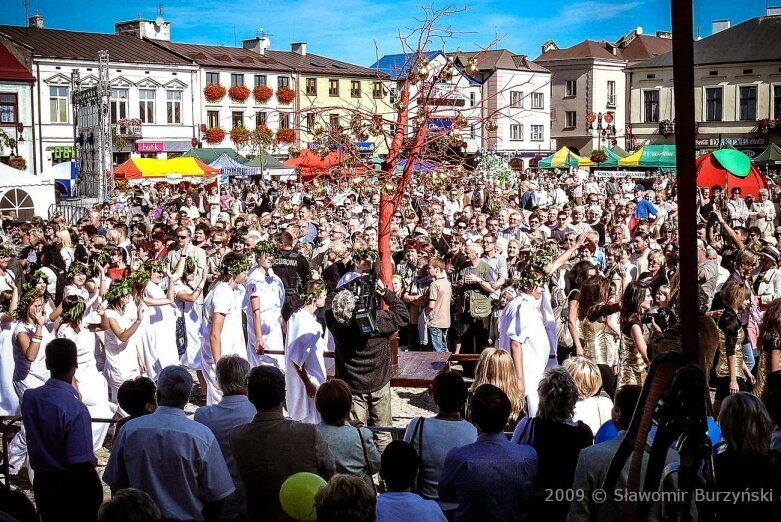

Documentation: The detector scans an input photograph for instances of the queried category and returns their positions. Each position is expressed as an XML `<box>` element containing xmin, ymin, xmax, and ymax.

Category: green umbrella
<box><xmin>712</xmin><ymin>148</ymin><xmax>751</xmax><ymax>178</ymax></box>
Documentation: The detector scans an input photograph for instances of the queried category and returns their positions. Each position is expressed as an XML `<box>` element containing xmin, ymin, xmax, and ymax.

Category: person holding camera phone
<box><xmin>618</xmin><ymin>281</ymin><xmax>661</xmax><ymax>388</ymax></box>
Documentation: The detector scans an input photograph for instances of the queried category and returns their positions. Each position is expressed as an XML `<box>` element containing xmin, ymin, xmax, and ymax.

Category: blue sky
<box><xmin>0</xmin><ymin>0</ymin><xmax>769</xmax><ymax>64</ymax></box>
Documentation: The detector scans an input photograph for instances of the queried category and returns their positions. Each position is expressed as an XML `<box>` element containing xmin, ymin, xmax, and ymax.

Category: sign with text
<box><xmin>52</xmin><ymin>146</ymin><xmax>74</xmax><ymax>163</ymax></box>
<box><xmin>137</xmin><ymin>141</ymin><xmax>165</xmax><ymax>153</ymax></box>
<box><xmin>594</xmin><ymin>169</ymin><xmax>647</xmax><ymax>178</ymax></box>
<box><xmin>695</xmin><ymin>135</ymin><xmax>768</xmax><ymax>148</ymax></box>
<box><xmin>354</xmin><ymin>142</ymin><xmax>375</xmax><ymax>153</ymax></box>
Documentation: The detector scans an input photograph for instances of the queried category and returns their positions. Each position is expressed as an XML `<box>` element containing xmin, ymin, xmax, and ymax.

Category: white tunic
<box><xmin>174</xmin><ymin>282</ymin><xmax>202</xmax><ymax>370</ymax></box>
<box><xmin>200</xmin><ymin>282</ymin><xmax>247</xmax><ymax>405</ymax></box>
<box><xmin>0</xmin><ymin>320</ymin><xmax>19</xmax><ymax>415</ymax></box>
<box><xmin>497</xmin><ymin>293</ymin><xmax>552</xmax><ymax>416</ymax></box>
<box><xmin>57</xmin><ymin>322</ymin><xmax>117</xmax><ymax>449</ymax></box>
<box><xmin>245</xmin><ymin>267</ymin><xmax>285</xmax><ymax>369</ymax></box>
<box><xmin>285</xmin><ymin>308</ymin><xmax>327</xmax><ymax>424</ymax></box>
<box><xmin>12</xmin><ymin>322</ymin><xmax>51</xmax><ymax>399</ymax></box>
<box><xmin>103</xmin><ymin>307</ymin><xmax>141</xmax><ymax>401</ymax></box>
<box><xmin>140</xmin><ymin>281</ymin><xmax>179</xmax><ymax>381</ymax></box>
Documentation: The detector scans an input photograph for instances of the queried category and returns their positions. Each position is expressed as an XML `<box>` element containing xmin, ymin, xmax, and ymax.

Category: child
<box><xmin>376</xmin><ymin>441</ymin><xmax>446</xmax><ymax>522</ymax></box>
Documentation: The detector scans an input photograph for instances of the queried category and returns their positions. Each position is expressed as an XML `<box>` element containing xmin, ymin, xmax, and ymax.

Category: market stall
<box><xmin>0</xmin><ymin>162</ymin><xmax>56</xmax><ymax>219</ymax></box>
<box><xmin>752</xmin><ymin>143</ymin><xmax>781</xmax><ymax>167</ymax></box>
<box><xmin>696</xmin><ymin>148</ymin><xmax>766</xmax><ymax>198</ymax></box>
<box><xmin>210</xmin><ymin>153</ymin><xmax>262</xmax><ymax>180</ymax></box>
<box><xmin>114</xmin><ymin>157</ymin><xmax>219</xmax><ymax>185</ymax></box>
<box><xmin>538</xmin><ymin>147</ymin><xmax>595</xmax><ymax>169</ymax></box>
<box><xmin>618</xmin><ymin>145</ymin><xmax>677</xmax><ymax>169</ymax></box>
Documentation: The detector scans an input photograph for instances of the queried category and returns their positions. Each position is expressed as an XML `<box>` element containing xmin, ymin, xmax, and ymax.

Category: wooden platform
<box><xmin>390</xmin><ymin>351</ymin><xmax>452</xmax><ymax>388</ymax></box>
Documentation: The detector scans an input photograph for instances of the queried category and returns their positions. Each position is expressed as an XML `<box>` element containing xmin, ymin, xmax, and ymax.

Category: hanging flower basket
<box><xmin>276</xmin><ymin>128</ymin><xmax>295</xmax><ymax>143</ymax></box>
<box><xmin>204</xmin><ymin>84</ymin><xmax>227</xmax><ymax>103</ymax></box>
<box><xmin>228</xmin><ymin>84</ymin><xmax>251</xmax><ymax>103</ymax></box>
<box><xmin>230</xmin><ymin>126</ymin><xmax>251</xmax><ymax>147</ymax></box>
<box><xmin>589</xmin><ymin>149</ymin><xmax>608</xmax><ymax>163</ymax></box>
<box><xmin>9</xmin><ymin>156</ymin><xmax>26</xmax><ymax>171</ymax></box>
<box><xmin>276</xmin><ymin>86</ymin><xmax>296</xmax><ymax>104</ymax></box>
<box><xmin>254</xmin><ymin>125</ymin><xmax>273</xmax><ymax>141</ymax></box>
<box><xmin>253</xmin><ymin>85</ymin><xmax>273</xmax><ymax>103</ymax></box>
<box><xmin>205</xmin><ymin>127</ymin><xmax>226</xmax><ymax>144</ymax></box>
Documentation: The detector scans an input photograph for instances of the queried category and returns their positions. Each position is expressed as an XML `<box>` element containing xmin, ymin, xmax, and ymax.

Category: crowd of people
<box><xmin>1</xmin><ymin>168</ymin><xmax>781</xmax><ymax>521</ymax></box>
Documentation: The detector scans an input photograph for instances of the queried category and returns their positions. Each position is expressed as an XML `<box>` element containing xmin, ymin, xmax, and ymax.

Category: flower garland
<box><xmin>143</xmin><ymin>260</ymin><xmax>165</xmax><ymax>274</ymax></box>
<box><xmin>351</xmin><ymin>246</ymin><xmax>378</xmax><ymax>262</ymax></box>
<box><xmin>301</xmin><ymin>280</ymin><xmax>327</xmax><ymax>304</ymax></box>
<box><xmin>61</xmin><ymin>295</ymin><xmax>87</xmax><ymax>322</ymax></box>
<box><xmin>230</xmin><ymin>126</ymin><xmax>251</xmax><ymax>147</ymax></box>
<box><xmin>67</xmin><ymin>261</ymin><xmax>93</xmax><ymax>280</ymax></box>
<box><xmin>512</xmin><ymin>268</ymin><xmax>550</xmax><ymax>292</ymax></box>
<box><xmin>16</xmin><ymin>287</ymin><xmax>43</xmax><ymax>320</ymax></box>
<box><xmin>276</xmin><ymin>128</ymin><xmax>295</xmax><ymax>144</ymax></box>
<box><xmin>219</xmin><ymin>255</ymin><xmax>251</xmax><ymax>278</ymax></box>
<box><xmin>228</xmin><ymin>84</ymin><xmax>251</xmax><ymax>103</ymax></box>
<box><xmin>253</xmin><ymin>85</ymin><xmax>273</xmax><ymax>103</ymax></box>
<box><xmin>204</xmin><ymin>83</ymin><xmax>227</xmax><ymax>103</ymax></box>
<box><xmin>0</xmin><ymin>243</ymin><xmax>16</xmax><ymax>258</ymax></box>
<box><xmin>205</xmin><ymin>128</ymin><xmax>226</xmax><ymax>144</ymax></box>
<box><xmin>105</xmin><ymin>278</ymin><xmax>132</xmax><ymax>304</ymax></box>
<box><xmin>253</xmin><ymin>241</ymin><xmax>278</xmax><ymax>258</ymax></box>
<box><xmin>93</xmin><ymin>250</ymin><xmax>110</xmax><ymax>267</ymax></box>
<box><xmin>276</xmin><ymin>86</ymin><xmax>296</xmax><ymax>104</ymax></box>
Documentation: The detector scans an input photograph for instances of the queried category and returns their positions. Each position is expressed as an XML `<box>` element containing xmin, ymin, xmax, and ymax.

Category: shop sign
<box><xmin>594</xmin><ymin>169</ymin><xmax>647</xmax><ymax>178</ymax></box>
<box><xmin>137</xmin><ymin>142</ymin><xmax>165</xmax><ymax>153</ymax></box>
<box><xmin>354</xmin><ymin>142</ymin><xmax>375</xmax><ymax>153</ymax></box>
<box><xmin>695</xmin><ymin>136</ymin><xmax>768</xmax><ymax>148</ymax></box>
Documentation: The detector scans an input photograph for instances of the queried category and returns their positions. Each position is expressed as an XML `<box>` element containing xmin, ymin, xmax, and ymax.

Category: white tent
<box><xmin>0</xmin><ymin>162</ymin><xmax>56</xmax><ymax>219</ymax></box>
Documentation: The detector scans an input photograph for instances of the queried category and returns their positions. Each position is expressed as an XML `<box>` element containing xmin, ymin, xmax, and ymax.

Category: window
<box><xmin>49</xmin><ymin>86</ymin><xmax>68</xmax><ymax>123</ymax></box>
<box><xmin>565</xmin><ymin>80</ymin><xmax>577</xmax><ymax>97</ymax></box>
<box><xmin>565</xmin><ymin>111</ymin><xmax>577</xmax><ymax>128</ymax></box>
<box><xmin>373</xmin><ymin>82</ymin><xmax>383</xmax><ymax>99</ymax></box>
<box><xmin>232</xmin><ymin>111</ymin><xmax>243</xmax><ymax>129</ymax></box>
<box><xmin>775</xmin><ymin>85</ymin><xmax>781</xmax><ymax>119</ymax></box>
<box><xmin>231</xmin><ymin>74</ymin><xmax>244</xmax><ymax>87</ymax></box>
<box><xmin>607</xmin><ymin>81</ymin><xmax>616</xmax><ymax>107</ymax></box>
<box><xmin>256</xmin><ymin>112</ymin><xmax>267</xmax><ymax>128</ymax></box>
<box><xmin>510</xmin><ymin>91</ymin><xmax>524</xmax><ymax>108</ymax></box>
<box><xmin>530</xmin><ymin>125</ymin><xmax>543</xmax><ymax>141</ymax></box>
<box><xmin>531</xmin><ymin>92</ymin><xmax>544</xmax><ymax>109</ymax></box>
<box><xmin>739</xmin><ymin>86</ymin><xmax>757</xmax><ymax>121</ymax></box>
<box><xmin>469</xmin><ymin>92</ymin><xmax>476</xmax><ymax>107</ymax></box>
<box><xmin>110</xmin><ymin>88</ymin><xmax>128</xmax><ymax>124</ymax></box>
<box><xmin>139</xmin><ymin>89</ymin><xmax>155</xmax><ymax>124</ymax></box>
<box><xmin>277</xmin><ymin>76</ymin><xmax>290</xmax><ymax>89</ymax></box>
<box><xmin>207</xmin><ymin>110</ymin><xmax>219</xmax><ymax>128</ymax></box>
<box><xmin>0</xmin><ymin>188</ymin><xmax>34</xmax><ymax>219</ymax></box>
<box><xmin>389</xmin><ymin>88</ymin><xmax>397</xmax><ymax>105</ymax></box>
<box><xmin>254</xmin><ymin>75</ymin><xmax>267</xmax><ymax>87</ymax></box>
<box><xmin>643</xmin><ymin>90</ymin><xmax>660</xmax><ymax>123</ymax></box>
<box><xmin>510</xmin><ymin>124</ymin><xmax>523</xmax><ymax>141</ymax></box>
<box><xmin>329</xmin><ymin>79</ymin><xmax>339</xmax><ymax>97</ymax></box>
<box><xmin>470</xmin><ymin>125</ymin><xmax>476</xmax><ymax>139</ymax></box>
<box><xmin>0</xmin><ymin>93</ymin><xmax>18</xmax><ymax>123</ymax></box>
<box><xmin>206</xmin><ymin>72</ymin><xmax>220</xmax><ymax>85</ymax></box>
<box><xmin>305</xmin><ymin>78</ymin><xmax>317</xmax><ymax>96</ymax></box>
<box><xmin>306</xmin><ymin>113</ymin><xmax>315</xmax><ymax>132</ymax></box>
<box><xmin>351</xmin><ymin>81</ymin><xmax>361</xmax><ymax>98</ymax></box>
<box><xmin>705</xmin><ymin>87</ymin><xmax>722</xmax><ymax>122</ymax></box>
<box><xmin>166</xmin><ymin>90</ymin><xmax>182</xmax><ymax>124</ymax></box>
<box><xmin>329</xmin><ymin>114</ymin><xmax>340</xmax><ymax>129</ymax></box>
<box><xmin>279</xmin><ymin>112</ymin><xmax>290</xmax><ymax>129</ymax></box>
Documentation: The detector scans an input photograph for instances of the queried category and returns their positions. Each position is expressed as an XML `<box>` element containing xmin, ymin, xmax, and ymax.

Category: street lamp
<box><xmin>586</xmin><ymin>112</ymin><xmax>615</xmax><ymax>151</ymax></box>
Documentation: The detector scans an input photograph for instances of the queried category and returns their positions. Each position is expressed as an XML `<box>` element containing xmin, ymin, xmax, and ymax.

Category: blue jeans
<box><xmin>429</xmin><ymin>327</ymin><xmax>449</xmax><ymax>353</ymax></box>
<box><xmin>742</xmin><ymin>342</ymin><xmax>755</xmax><ymax>372</ymax></box>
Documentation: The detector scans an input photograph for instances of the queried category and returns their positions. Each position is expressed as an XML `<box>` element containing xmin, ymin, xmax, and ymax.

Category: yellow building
<box><xmin>266</xmin><ymin>43</ymin><xmax>392</xmax><ymax>155</ymax></box>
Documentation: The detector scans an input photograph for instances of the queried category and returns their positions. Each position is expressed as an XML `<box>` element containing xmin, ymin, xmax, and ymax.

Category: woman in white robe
<box><xmin>138</xmin><ymin>262</ymin><xmax>178</xmax><ymax>382</ymax></box>
<box><xmin>200</xmin><ymin>252</ymin><xmax>249</xmax><ymax>405</ymax></box>
<box><xmin>101</xmin><ymin>278</ymin><xmax>145</xmax><ymax>401</ymax></box>
<box><xmin>57</xmin><ymin>295</ymin><xmax>117</xmax><ymax>450</ymax></box>
<box><xmin>285</xmin><ymin>281</ymin><xmax>328</xmax><ymax>424</ymax></box>
<box><xmin>0</xmin><ymin>281</ymin><xmax>18</xmax><ymax>416</ymax></box>
<box><xmin>174</xmin><ymin>257</ymin><xmax>206</xmax><ymax>391</ymax></box>
<box><xmin>246</xmin><ymin>242</ymin><xmax>286</xmax><ymax>369</ymax></box>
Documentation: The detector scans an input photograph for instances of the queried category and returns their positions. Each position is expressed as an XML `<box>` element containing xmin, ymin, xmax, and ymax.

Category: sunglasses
<box><xmin>177</xmin><ymin>235</ymin><xmax>189</xmax><ymax>239</ymax></box>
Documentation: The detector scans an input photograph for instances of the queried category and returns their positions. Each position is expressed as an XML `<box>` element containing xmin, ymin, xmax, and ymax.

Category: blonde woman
<box><xmin>467</xmin><ymin>348</ymin><xmax>524</xmax><ymax>429</ymax></box>
<box><xmin>55</xmin><ymin>229</ymin><xmax>75</xmax><ymax>270</ymax></box>
<box><xmin>563</xmin><ymin>356</ymin><xmax>613</xmax><ymax>435</ymax></box>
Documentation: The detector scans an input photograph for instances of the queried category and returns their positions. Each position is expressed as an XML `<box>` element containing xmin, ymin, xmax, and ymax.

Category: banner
<box><xmin>594</xmin><ymin>169</ymin><xmax>647</xmax><ymax>178</ymax></box>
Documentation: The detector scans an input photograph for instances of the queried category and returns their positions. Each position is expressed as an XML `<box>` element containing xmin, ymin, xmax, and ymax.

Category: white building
<box><xmin>0</xmin><ymin>14</ymin><xmax>199</xmax><ymax>172</ymax></box>
<box><xmin>536</xmin><ymin>29</ymin><xmax>672</xmax><ymax>155</ymax></box>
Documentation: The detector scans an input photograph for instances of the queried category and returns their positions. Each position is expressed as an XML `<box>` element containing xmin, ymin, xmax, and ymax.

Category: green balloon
<box><xmin>279</xmin><ymin>472</ymin><xmax>327</xmax><ymax>521</ymax></box>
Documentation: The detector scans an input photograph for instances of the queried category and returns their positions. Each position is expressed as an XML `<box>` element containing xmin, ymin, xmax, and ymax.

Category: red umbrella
<box><xmin>696</xmin><ymin>151</ymin><xmax>767</xmax><ymax>199</ymax></box>
<box><xmin>284</xmin><ymin>149</ymin><xmax>347</xmax><ymax>181</ymax></box>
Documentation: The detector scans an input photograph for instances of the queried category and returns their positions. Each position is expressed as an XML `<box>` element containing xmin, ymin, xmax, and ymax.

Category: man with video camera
<box><xmin>325</xmin><ymin>276</ymin><xmax>409</xmax><ymax>451</ymax></box>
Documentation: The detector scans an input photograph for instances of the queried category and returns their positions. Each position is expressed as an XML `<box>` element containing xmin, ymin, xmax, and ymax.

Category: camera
<box><xmin>642</xmin><ymin>309</ymin><xmax>671</xmax><ymax>330</ymax></box>
<box><xmin>343</xmin><ymin>274</ymin><xmax>379</xmax><ymax>335</ymax></box>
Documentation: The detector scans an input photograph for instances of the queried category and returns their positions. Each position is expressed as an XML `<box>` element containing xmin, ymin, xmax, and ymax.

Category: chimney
<box><xmin>712</xmin><ymin>19</ymin><xmax>730</xmax><ymax>35</ymax></box>
<box><xmin>291</xmin><ymin>42</ymin><xmax>307</xmax><ymax>56</ymax></box>
<box><xmin>243</xmin><ymin>29</ymin><xmax>271</xmax><ymax>55</ymax></box>
<box><xmin>29</xmin><ymin>11</ymin><xmax>43</xmax><ymax>29</ymax></box>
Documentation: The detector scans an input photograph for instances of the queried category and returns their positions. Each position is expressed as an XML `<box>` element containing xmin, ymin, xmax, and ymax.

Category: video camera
<box><xmin>342</xmin><ymin>274</ymin><xmax>379</xmax><ymax>335</ymax></box>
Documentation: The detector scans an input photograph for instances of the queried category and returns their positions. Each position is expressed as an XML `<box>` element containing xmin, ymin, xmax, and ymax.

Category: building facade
<box><xmin>536</xmin><ymin>30</ymin><xmax>672</xmax><ymax>156</ymax></box>
<box><xmin>626</xmin><ymin>15</ymin><xmax>781</xmax><ymax>159</ymax></box>
<box><xmin>0</xmin><ymin>42</ymin><xmax>35</xmax><ymax>173</ymax></box>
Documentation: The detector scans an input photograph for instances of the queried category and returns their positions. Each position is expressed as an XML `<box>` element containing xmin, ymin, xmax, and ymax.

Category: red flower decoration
<box><xmin>253</xmin><ymin>85</ymin><xmax>273</xmax><ymax>103</ymax></box>
<box><xmin>255</xmin><ymin>125</ymin><xmax>273</xmax><ymax>140</ymax></box>
<box><xmin>276</xmin><ymin>86</ymin><xmax>296</xmax><ymax>104</ymax></box>
<box><xmin>205</xmin><ymin>128</ymin><xmax>226</xmax><ymax>144</ymax></box>
<box><xmin>199</xmin><ymin>123</ymin><xmax>207</xmax><ymax>133</ymax></box>
<box><xmin>229</xmin><ymin>84</ymin><xmax>251</xmax><ymax>102</ymax></box>
<box><xmin>276</xmin><ymin>128</ymin><xmax>295</xmax><ymax>143</ymax></box>
<box><xmin>204</xmin><ymin>84</ymin><xmax>226</xmax><ymax>103</ymax></box>
<box><xmin>230</xmin><ymin>126</ymin><xmax>251</xmax><ymax>147</ymax></box>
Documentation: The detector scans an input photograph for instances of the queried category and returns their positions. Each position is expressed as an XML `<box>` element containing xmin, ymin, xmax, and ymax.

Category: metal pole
<box><xmin>672</xmin><ymin>0</ymin><xmax>699</xmax><ymax>363</ymax></box>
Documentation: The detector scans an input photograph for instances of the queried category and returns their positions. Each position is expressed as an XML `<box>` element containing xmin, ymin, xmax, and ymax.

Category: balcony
<box><xmin>112</xmin><ymin>119</ymin><xmax>142</xmax><ymax>140</ymax></box>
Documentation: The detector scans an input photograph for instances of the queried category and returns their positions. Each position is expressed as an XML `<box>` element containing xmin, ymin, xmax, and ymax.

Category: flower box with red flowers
<box><xmin>205</xmin><ymin>128</ymin><xmax>226</xmax><ymax>144</ymax></box>
<box><xmin>9</xmin><ymin>156</ymin><xmax>26</xmax><ymax>171</ymax></box>
<box><xmin>230</xmin><ymin>126</ymin><xmax>251</xmax><ymax>147</ymax></box>
<box><xmin>254</xmin><ymin>125</ymin><xmax>273</xmax><ymax>141</ymax></box>
<box><xmin>204</xmin><ymin>84</ymin><xmax>227</xmax><ymax>103</ymax></box>
<box><xmin>276</xmin><ymin>86</ymin><xmax>296</xmax><ymax>104</ymax></box>
<box><xmin>276</xmin><ymin>128</ymin><xmax>295</xmax><ymax>143</ymax></box>
<box><xmin>253</xmin><ymin>85</ymin><xmax>273</xmax><ymax>103</ymax></box>
<box><xmin>228</xmin><ymin>84</ymin><xmax>251</xmax><ymax>103</ymax></box>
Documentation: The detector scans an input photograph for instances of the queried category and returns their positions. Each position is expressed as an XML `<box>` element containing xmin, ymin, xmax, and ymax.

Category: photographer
<box><xmin>325</xmin><ymin>276</ymin><xmax>409</xmax><ymax>451</ymax></box>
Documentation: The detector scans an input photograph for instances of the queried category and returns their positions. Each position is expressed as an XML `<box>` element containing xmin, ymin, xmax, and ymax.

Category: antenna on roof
<box><xmin>22</xmin><ymin>0</ymin><xmax>30</xmax><ymax>24</ymax></box>
<box><xmin>155</xmin><ymin>3</ymin><xmax>164</xmax><ymax>27</ymax></box>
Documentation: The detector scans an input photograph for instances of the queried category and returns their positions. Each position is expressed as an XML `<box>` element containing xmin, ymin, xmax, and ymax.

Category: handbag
<box><xmin>175</xmin><ymin>299</ymin><xmax>187</xmax><ymax>357</ymax></box>
<box><xmin>555</xmin><ymin>290</ymin><xmax>577</xmax><ymax>348</ymax></box>
<box><xmin>356</xmin><ymin>427</ymin><xmax>378</xmax><ymax>495</ymax></box>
